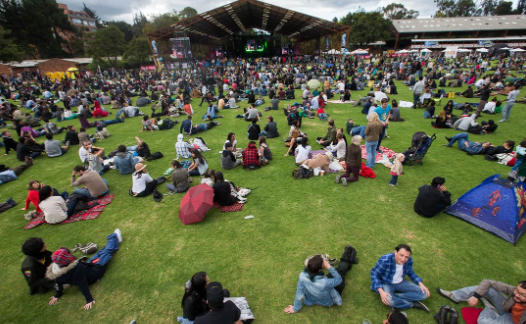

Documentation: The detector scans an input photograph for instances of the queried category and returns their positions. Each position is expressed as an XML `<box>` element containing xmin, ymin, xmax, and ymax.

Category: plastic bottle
<box><xmin>244</xmin><ymin>215</ymin><xmax>254</xmax><ymax>219</ymax></box>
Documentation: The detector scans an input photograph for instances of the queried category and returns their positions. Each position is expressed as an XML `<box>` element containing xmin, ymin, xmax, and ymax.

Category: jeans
<box><xmin>30</xmin><ymin>152</ymin><xmax>41</xmax><ymax>159</ymax></box>
<box><xmin>451</xmin><ymin>286</ymin><xmax>513</xmax><ymax>324</ymax></box>
<box><xmin>448</xmin><ymin>132</ymin><xmax>469</xmax><ymax>149</ymax></box>
<box><xmin>100</xmin><ymin>119</ymin><xmax>122</xmax><ymax>126</ymax></box>
<box><xmin>166</xmin><ymin>184</ymin><xmax>189</xmax><ymax>193</ymax></box>
<box><xmin>381</xmin><ymin>280</ymin><xmax>427</xmax><ymax>310</ymax></box>
<box><xmin>342</xmin><ymin>165</ymin><xmax>360</xmax><ymax>182</ymax></box>
<box><xmin>365</xmin><ymin>141</ymin><xmax>378</xmax><ymax>168</ymax></box>
<box><xmin>413</xmin><ymin>93</ymin><xmax>421</xmax><ymax>109</ymax></box>
<box><xmin>376</xmin><ymin>126</ymin><xmax>386</xmax><ymax>151</ymax></box>
<box><xmin>88</xmin><ymin>233</ymin><xmax>119</xmax><ymax>267</ymax></box>
<box><xmin>423</xmin><ymin>111</ymin><xmax>431</xmax><ymax>119</ymax></box>
<box><xmin>318</xmin><ymin>113</ymin><xmax>327</xmax><ymax>121</ymax></box>
<box><xmin>501</xmin><ymin>101</ymin><xmax>514</xmax><ymax>121</ymax></box>
<box><xmin>188</xmin><ymin>169</ymin><xmax>201</xmax><ymax>176</ymax></box>
<box><xmin>351</xmin><ymin>126</ymin><xmax>366</xmax><ymax>138</ymax></box>
<box><xmin>73</xmin><ymin>178</ymin><xmax>108</xmax><ymax>199</ymax></box>
<box><xmin>126</xmin><ymin>145</ymin><xmax>138</xmax><ymax>152</ymax></box>
<box><xmin>389</xmin><ymin>175</ymin><xmax>398</xmax><ymax>185</ymax></box>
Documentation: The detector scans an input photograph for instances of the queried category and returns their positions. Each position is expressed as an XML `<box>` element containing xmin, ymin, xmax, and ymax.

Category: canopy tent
<box><xmin>420</xmin><ymin>48</ymin><xmax>433</xmax><ymax>52</ymax></box>
<box><xmin>350</xmin><ymin>48</ymin><xmax>369</xmax><ymax>55</ymax></box>
<box><xmin>446</xmin><ymin>175</ymin><xmax>526</xmax><ymax>244</ymax></box>
<box><xmin>501</xmin><ymin>47</ymin><xmax>513</xmax><ymax>50</ymax></box>
<box><xmin>397</xmin><ymin>49</ymin><xmax>411</xmax><ymax>53</ymax></box>
<box><xmin>476</xmin><ymin>48</ymin><xmax>489</xmax><ymax>52</ymax></box>
<box><xmin>324</xmin><ymin>49</ymin><xmax>341</xmax><ymax>54</ymax></box>
<box><xmin>510</xmin><ymin>48</ymin><xmax>526</xmax><ymax>52</ymax></box>
<box><xmin>457</xmin><ymin>48</ymin><xmax>472</xmax><ymax>52</ymax></box>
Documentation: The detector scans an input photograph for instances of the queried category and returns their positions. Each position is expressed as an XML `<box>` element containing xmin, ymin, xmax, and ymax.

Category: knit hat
<box><xmin>52</xmin><ymin>248</ymin><xmax>76</xmax><ymax>267</ymax></box>
<box><xmin>207</xmin><ymin>282</ymin><xmax>225</xmax><ymax>309</ymax></box>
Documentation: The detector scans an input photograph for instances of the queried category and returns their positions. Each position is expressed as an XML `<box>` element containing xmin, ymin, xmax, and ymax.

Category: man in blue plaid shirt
<box><xmin>370</xmin><ymin>244</ymin><xmax>431</xmax><ymax>312</ymax></box>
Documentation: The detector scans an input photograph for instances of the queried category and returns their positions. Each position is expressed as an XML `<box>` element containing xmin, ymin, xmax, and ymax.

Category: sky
<box><xmin>60</xmin><ymin>0</ymin><xmax>444</xmax><ymax>24</ymax></box>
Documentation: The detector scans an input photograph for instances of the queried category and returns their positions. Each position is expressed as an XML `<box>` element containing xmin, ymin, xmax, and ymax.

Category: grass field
<box><xmin>0</xmin><ymin>73</ymin><xmax>525</xmax><ymax>324</ymax></box>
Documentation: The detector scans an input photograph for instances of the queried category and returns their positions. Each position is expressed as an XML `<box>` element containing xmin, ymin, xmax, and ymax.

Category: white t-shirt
<box><xmin>482</xmin><ymin>102</ymin><xmax>496</xmax><ymax>113</ymax></box>
<box><xmin>125</xmin><ymin>106</ymin><xmax>138</xmax><ymax>117</ymax></box>
<box><xmin>392</xmin><ymin>264</ymin><xmax>404</xmax><ymax>284</ymax></box>
<box><xmin>338</xmin><ymin>82</ymin><xmax>345</xmax><ymax>92</ymax></box>
<box><xmin>132</xmin><ymin>172</ymin><xmax>153</xmax><ymax>193</ymax></box>
<box><xmin>295</xmin><ymin>145</ymin><xmax>311</xmax><ymax>164</ymax></box>
<box><xmin>223</xmin><ymin>139</ymin><xmax>237</xmax><ymax>151</ymax></box>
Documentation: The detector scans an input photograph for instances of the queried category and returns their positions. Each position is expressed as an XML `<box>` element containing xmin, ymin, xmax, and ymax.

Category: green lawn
<box><xmin>1</xmin><ymin>75</ymin><xmax>525</xmax><ymax>324</ymax></box>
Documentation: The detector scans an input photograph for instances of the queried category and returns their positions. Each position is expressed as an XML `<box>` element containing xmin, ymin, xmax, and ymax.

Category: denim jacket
<box><xmin>292</xmin><ymin>267</ymin><xmax>342</xmax><ymax>312</ymax></box>
<box><xmin>114</xmin><ymin>153</ymin><xmax>139</xmax><ymax>175</ymax></box>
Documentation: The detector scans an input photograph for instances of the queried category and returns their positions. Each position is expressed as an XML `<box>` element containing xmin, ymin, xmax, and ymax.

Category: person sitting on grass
<box><xmin>285</xmin><ymin>129</ymin><xmax>301</xmax><ymax>157</ymax></box>
<box><xmin>71</xmin><ymin>165</ymin><xmax>109</xmax><ymax>199</ymax></box>
<box><xmin>327</xmin><ymin>133</ymin><xmax>346</xmax><ymax>161</ymax></box>
<box><xmin>317</xmin><ymin>119</ymin><xmax>337</xmax><ymax>147</ymax></box>
<box><xmin>176</xmin><ymin>134</ymin><xmax>194</xmax><ymax>160</ymax></box>
<box><xmin>437</xmin><ymin>279</ymin><xmax>526</xmax><ymax>324</ymax></box>
<box><xmin>384</xmin><ymin>309</ymin><xmax>409</xmax><ymax>324</ymax></box>
<box><xmin>38</xmin><ymin>185</ymin><xmax>76</xmax><ymax>224</ymax></box>
<box><xmin>113</xmin><ymin>145</ymin><xmax>139</xmax><ymax>175</ymax></box>
<box><xmin>130</xmin><ymin>163</ymin><xmax>163</xmax><ymax>197</ymax></box>
<box><xmin>21</xmin><ymin>237</ymin><xmax>55</xmax><ymax>295</ymax></box>
<box><xmin>247</xmin><ymin>119</ymin><xmax>261</xmax><ymax>141</ymax></box>
<box><xmin>179</xmin><ymin>272</ymin><xmax>212</xmax><ymax>322</ymax></box>
<box><xmin>22</xmin><ymin>180</ymin><xmax>66</xmax><ymax>214</ymax></box>
<box><xmin>194</xmin><ymin>281</ymin><xmax>239</xmax><ymax>324</ymax></box>
<box><xmin>221</xmin><ymin>142</ymin><xmax>242</xmax><ymax>170</ymax></box>
<box><xmin>44</xmin><ymin>133</ymin><xmax>69</xmax><ymax>158</ymax></box>
<box><xmin>46</xmin><ymin>229</ymin><xmax>123</xmax><ymax>311</ymax></box>
<box><xmin>262</xmin><ymin>115</ymin><xmax>279</xmax><ymax>138</ymax></box>
<box><xmin>213</xmin><ymin>171</ymin><xmax>235</xmax><ymax>206</ymax></box>
<box><xmin>141</xmin><ymin>115</ymin><xmax>158</xmax><ymax>132</ymax></box>
<box><xmin>188</xmin><ymin>149</ymin><xmax>208</xmax><ymax>176</ymax></box>
<box><xmin>284</xmin><ymin>245</ymin><xmax>358</xmax><ymax>314</ymax></box>
<box><xmin>259</xmin><ymin>136</ymin><xmax>272</xmax><ymax>163</ymax></box>
<box><xmin>335</xmin><ymin>135</ymin><xmax>362</xmax><ymax>186</ymax></box>
<box><xmin>413</xmin><ymin>177</ymin><xmax>452</xmax><ymax>218</ymax></box>
<box><xmin>242</xmin><ymin>141</ymin><xmax>261</xmax><ymax>169</ymax></box>
<box><xmin>166</xmin><ymin>160</ymin><xmax>190</xmax><ymax>194</ymax></box>
<box><xmin>17</xmin><ymin>136</ymin><xmax>42</xmax><ymax>161</ymax></box>
<box><xmin>444</xmin><ymin>133</ymin><xmax>492</xmax><ymax>155</ymax></box>
<box><xmin>0</xmin><ymin>156</ymin><xmax>33</xmax><ymax>186</ymax></box>
<box><xmin>2</xmin><ymin>130</ymin><xmax>18</xmax><ymax>156</ymax></box>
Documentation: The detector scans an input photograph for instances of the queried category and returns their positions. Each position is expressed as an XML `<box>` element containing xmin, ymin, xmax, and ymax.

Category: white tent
<box><xmin>350</xmin><ymin>48</ymin><xmax>369</xmax><ymax>55</ymax></box>
<box><xmin>420</xmin><ymin>48</ymin><xmax>433</xmax><ymax>52</ymax></box>
<box><xmin>457</xmin><ymin>48</ymin><xmax>472</xmax><ymax>53</ymax></box>
<box><xmin>476</xmin><ymin>48</ymin><xmax>489</xmax><ymax>53</ymax></box>
<box><xmin>397</xmin><ymin>49</ymin><xmax>411</xmax><ymax>54</ymax></box>
<box><xmin>324</xmin><ymin>49</ymin><xmax>341</xmax><ymax>55</ymax></box>
<box><xmin>501</xmin><ymin>47</ymin><xmax>513</xmax><ymax>50</ymax></box>
<box><xmin>510</xmin><ymin>48</ymin><xmax>526</xmax><ymax>52</ymax></box>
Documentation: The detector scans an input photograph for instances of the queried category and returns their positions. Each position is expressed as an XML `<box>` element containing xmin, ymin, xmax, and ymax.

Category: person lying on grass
<box><xmin>46</xmin><ymin>229</ymin><xmax>123</xmax><ymax>311</ymax></box>
<box><xmin>21</xmin><ymin>237</ymin><xmax>55</xmax><ymax>295</ymax></box>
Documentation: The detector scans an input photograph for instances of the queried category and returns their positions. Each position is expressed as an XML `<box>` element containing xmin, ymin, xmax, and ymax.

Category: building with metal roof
<box><xmin>391</xmin><ymin>15</ymin><xmax>526</xmax><ymax>50</ymax></box>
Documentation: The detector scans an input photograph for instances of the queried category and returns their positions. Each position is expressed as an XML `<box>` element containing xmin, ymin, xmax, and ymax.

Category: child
<box><xmin>389</xmin><ymin>154</ymin><xmax>405</xmax><ymax>186</ymax></box>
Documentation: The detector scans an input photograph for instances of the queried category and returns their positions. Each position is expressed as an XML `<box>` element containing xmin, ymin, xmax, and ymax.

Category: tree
<box><xmin>479</xmin><ymin>0</ymin><xmax>498</xmax><ymax>15</ymax></box>
<box><xmin>339</xmin><ymin>11</ymin><xmax>392</xmax><ymax>45</ymax></box>
<box><xmin>132</xmin><ymin>12</ymin><xmax>149</xmax><ymax>37</ymax></box>
<box><xmin>495</xmin><ymin>0</ymin><xmax>514</xmax><ymax>14</ymax></box>
<box><xmin>82</xmin><ymin>2</ymin><xmax>101</xmax><ymax>27</ymax></box>
<box><xmin>124</xmin><ymin>36</ymin><xmax>151</xmax><ymax>66</ymax></box>
<box><xmin>108</xmin><ymin>21</ymin><xmax>134</xmax><ymax>42</ymax></box>
<box><xmin>516</xmin><ymin>0</ymin><xmax>526</xmax><ymax>14</ymax></box>
<box><xmin>0</xmin><ymin>0</ymin><xmax>75</xmax><ymax>58</ymax></box>
<box><xmin>382</xmin><ymin>3</ymin><xmax>419</xmax><ymax>20</ymax></box>
<box><xmin>89</xmin><ymin>25</ymin><xmax>126</xmax><ymax>67</ymax></box>
<box><xmin>332</xmin><ymin>17</ymin><xmax>338</xmax><ymax>23</ymax></box>
<box><xmin>179</xmin><ymin>7</ymin><xmax>197</xmax><ymax>20</ymax></box>
<box><xmin>143</xmin><ymin>12</ymin><xmax>179</xmax><ymax>35</ymax></box>
<box><xmin>434</xmin><ymin>0</ymin><xmax>477</xmax><ymax>17</ymax></box>
<box><xmin>0</xmin><ymin>26</ymin><xmax>23</xmax><ymax>61</ymax></box>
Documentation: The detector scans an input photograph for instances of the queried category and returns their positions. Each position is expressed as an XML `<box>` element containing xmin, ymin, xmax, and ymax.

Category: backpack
<box><xmin>434</xmin><ymin>305</ymin><xmax>459</xmax><ymax>324</ymax></box>
<box><xmin>292</xmin><ymin>167</ymin><xmax>313</xmax><ymax>179</ymax></box>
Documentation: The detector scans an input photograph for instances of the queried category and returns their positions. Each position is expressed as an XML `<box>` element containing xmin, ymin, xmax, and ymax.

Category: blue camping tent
<box><xmin>446</xmin><ymin>175</ymin><xmax>526</xmax><ymax>244</ymax></box>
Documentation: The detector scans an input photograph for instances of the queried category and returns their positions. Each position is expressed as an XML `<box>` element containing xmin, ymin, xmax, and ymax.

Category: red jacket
<box><xmin>25</xmin><ymin>190</ymin><xmax>42</xmax><ymax>213</ymax></box>
<box><xmin>93</xmin><ymin>108</ymin><xmax>108</xmax><ymax>118</ymax></box>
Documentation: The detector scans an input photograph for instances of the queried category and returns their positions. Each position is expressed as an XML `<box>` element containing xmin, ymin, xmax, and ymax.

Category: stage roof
<box><xmin>393</xmin><ymin>15</ymin><xmax>526</xmax><ymax>34</ymax></box>
<box><xmin>147</xmin><ymin>0</ymin><xmax>349</xmax><ymax>44</ymax></box>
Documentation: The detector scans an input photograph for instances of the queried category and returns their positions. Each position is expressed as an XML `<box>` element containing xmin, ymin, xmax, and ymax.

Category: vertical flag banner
<box><xmin>325</xmin><ymin>37</ymin><xmax>330</xmax><ymax>51</ymax></box>
<box><xmin>151</xmin><ymin>40</ymin><xmax>158</xmax><ymax>56</ymax></box>
<box><xmin>341</xmin><ymin>33</ymin><xmax>346</xmax><ymax>49</ymax></box>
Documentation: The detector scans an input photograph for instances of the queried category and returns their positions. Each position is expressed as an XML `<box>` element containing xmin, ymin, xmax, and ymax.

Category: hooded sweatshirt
<box><xmin>175</xmin><ymin>133</ymin><xmax>193</xmax><ymax>159</ymax></box>
<box><xmin>454</xmin><ymin>114</ymin><xmax>478</xmax><ymax>131</ymax></box>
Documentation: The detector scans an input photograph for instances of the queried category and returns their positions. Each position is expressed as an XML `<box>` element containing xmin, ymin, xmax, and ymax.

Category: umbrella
<box><xmin>67</xmin><ymin>67</ymin><xmax>78</xmax><ymax>72</ymax></box>
<box><xmin>307</xmin><ymin>79</ymin><xmax>321</xmax><ymax>89</ymax></box>
<box><xmin>66</xmin><ymin>88</ymin><xmax>78</xmax><ymax>96</ymax></box>
<box><xmin>179</xmin><ymin>184</ymin><xmax>214</xmax><ymax>225</ymax></box>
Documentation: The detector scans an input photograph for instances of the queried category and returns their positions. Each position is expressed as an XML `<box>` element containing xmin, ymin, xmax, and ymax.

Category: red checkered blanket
<box><xmin>213</xmin><ymin>202</ymin><xmax>244</xmax><ymax>212</ymax></box>
<box><xmin>24</xmin><ymin>194</ymin><xmax>114</xmax><ymax>230</ymax></box>
<box><xmin>360</xmin><ymin>145</ymin><xmax>397</xmax><ymax>163</ymax></box>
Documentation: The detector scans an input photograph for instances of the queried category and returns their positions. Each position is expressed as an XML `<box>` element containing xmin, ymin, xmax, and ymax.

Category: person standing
<box><xmin>370</xmin><ymin>244</ymin><xmax>431</xmax><ymax>312</ymax></box>
<box><xmin>412</xmin><ymin>77</ymin><xmax>425</xmax><ymax>109</ymax></box>
<box><xmin>364</xmin><ymin>112</ymin><xmax>383</xmax><ymax>169</ymax></box>
<box><xmin>475</xmin><ymin>83</ymin><xmax>491</xmax><ymax>117</ymax></box>
<box><xmin>374</xmin><ymin>99</ymin><xmax>391</xmax><ymax>152</ymax></box>
<box><xmin>500</xmin><ymin>84</ymin><xmax>519</xmax><ymax>122</ymax></box>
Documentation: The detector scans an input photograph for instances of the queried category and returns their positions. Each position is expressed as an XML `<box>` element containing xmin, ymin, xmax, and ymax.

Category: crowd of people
<box><xmin>2</xmin><ymin>51</ymin><xmax>525</xmax><ymax>324</ymax></box>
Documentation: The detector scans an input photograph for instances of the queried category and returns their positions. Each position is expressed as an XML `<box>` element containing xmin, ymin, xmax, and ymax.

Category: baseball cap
<box><xmin>207</xmin><ymin>281</ymin><xmax>225</xmax><ymax>309</ymax></box>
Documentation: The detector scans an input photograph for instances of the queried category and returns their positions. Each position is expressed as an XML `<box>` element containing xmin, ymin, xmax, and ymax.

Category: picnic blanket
<box><xmin>24</xmin><ymin>194</ymin><xmax>114</xmax><ymax>230</ymax></box>
<box><xmin>359</xmin><ymin>145</ymin><xmax>397</xmax><ymax>163</ymax></box>
<box><xmin>327</xmin><ymin>100</ymin><xmax>355</xmax><ymax>104</ymax></box>
<box><xmin>213</xmin><ymin>202</ymin><xmax>244</xmax><ymax>212</ymax></box>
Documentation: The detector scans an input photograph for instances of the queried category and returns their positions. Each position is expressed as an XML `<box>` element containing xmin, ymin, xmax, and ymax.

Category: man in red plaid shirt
<box><xmin>242</xmin><ymin>141</ymin><xmax>261</xmax><ymax>169</ymax></box>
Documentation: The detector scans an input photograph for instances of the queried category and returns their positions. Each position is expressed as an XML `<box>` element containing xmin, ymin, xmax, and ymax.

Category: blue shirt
<box><xmin>180</xmin><ymin>119</ymin><xmax>192</xmax><ymax>135</ymax></box>
<box><xmin>0</xmin><ymin>170</ymin><xmax>17</xmax><ymax>185</ymax></box>
<box><xmin>374</xmin><ymin>105</ymin><xmax>391</xmax><ymax>122</ymax></box>
<box><xmin>370</xmin><ymin>253</ymin><xmax>422</xmax><ymax>292</ymax></box>
<box><xmin>463</xmin><ymin>141</ymin><xmax>485</xmax><ymax>155</ymax></box>
<box><xmin>293</xmin><ymin>267</ymin><xmax>343</xmax><ymax>312</ymax></box>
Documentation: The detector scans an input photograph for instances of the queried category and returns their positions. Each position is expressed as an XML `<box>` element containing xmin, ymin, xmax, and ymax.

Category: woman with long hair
<box><xmin>223</xmin><ymin>132</ymin><xmax>237</xmax><ymax>151</ymax></box>
<box><xmin>364</xmin><ymin>112</ymin><xmax>384</xmax><ymax>169</ymax></box>
<box><xmin>180</xmin><ymin>272</ymin><xmax>209</xmax><ymax>322</ymax></box>
<box><xmin>285</xmin><ymin>129</ymin><xmax>300</xmax><ymax>156</ymax></box>
<box><xmin>130</xmin><ymin>163</ymin><xmax>162</xmax><ymax>197</ymax></box>
<box><xmin>38</xmin><ymin>185</ymin><xmax>75</xmax><ymax>224</ymax></box>
<box><xmin>213</xmin><ymin>171</ymin><xmax>235</xmax><ymax>206</ymax></box>
<box><xmin>188</xmin><ymin>149</ymin><xmax>208</xmax><ymax>176</ymax></box>
<box><xmin>434</xmin><ymin>110</ymin><xmax>450</xmax><ymax>128</ymax></box>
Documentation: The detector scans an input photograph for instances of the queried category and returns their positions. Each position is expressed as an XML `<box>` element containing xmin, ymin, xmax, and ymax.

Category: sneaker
<box><xmin>443</xmin><ymin>144</ymin><xmax>452</xmax><ymax>147</ymax></box>
<box><xmin>114</xmin><ymin>228</ymin><xmax>123</xmax><ymax>243</ymax></box>
<box><xmin>24</xmin><ymin>211</ymin><xmax>37</xmax><ymax>221</ymax></box>
<box><xmin>341</xmin><ymin>245</ymin><xmax>358</xmax><ymax>264</ymax></box>
<box><xmin>412</xmin><ymin>301</ymin><xmax>430</xmax><ymax>312</ymax></box>
<box><xmin>342</xmin><ymin>178</ymin><xmax>348</xmax><ymax>186</ymax></box>
<box><xmin>334</xmin><ymin>175</ymin><xmax>341</xmax><ymax>184</ymax></box>
<box><xmin>445</xmin><ymin>136</ymin><xmax>452</xmax><ymax>142</ymax></box>
<box><xmin>481</xmin><ymin>297</ymin><xmax>498</xmax><ymax>314</ymax></box>
<box><xmin>6</xmin><ymin>196</ymin><xmax>16</xmax><ymax>206</ymax></box>
<box><xmin>389</xmin><ymin>184</ymin><xmax>395</xmax><ymax>187</ymax></box>
<box><xmin>437</xmin><ymin>288</ymin><xmax>460</xmax><ymax>304</ymax></box>
<box><xmin>499</xmin><ymin>119</ymin><xmax>506</xmax><ymax>122</ymax></box>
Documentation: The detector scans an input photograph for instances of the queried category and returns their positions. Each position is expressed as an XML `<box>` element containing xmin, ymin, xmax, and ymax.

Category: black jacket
<box><xmin>486</xmin><ymin>146</ymin><xmax>511</xmax><ymax>156</ymax></box>
<box><xmin>21</xmin><ymin>251</ymin><xmax>55</xmax><ymax>294</ymax></box>
<box><xmin>213</xmin><ymin>181</ymin><xmax>235</xmax><ymax>206</ymax></box>
<box><xmin>64</xmin><ymin>130</ymin><xmax>80</xmax><ymax>146</ymax></box>
<box><xmin>182</xmin><ymin>292</ymin><xmax>208</xmax><ymax>320</ymax></box>
<box><xmin>3</xmin><ymin>136</ymin><xmax>18</xmax><ymax>154</ymax></box>
<box><xmin>46</xmin><ymin>260</ymin><xmax>106</xmax><ymax>303</ymax></box>
<box><xmin>16</xmin><ymin>143</ymin><xmax>41</xmax><ymax>162</ymax></box>
<box><xmin>414</xmin><ymin>185</ymin><xmax>451</xmax><ymax>217</ymax></box>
